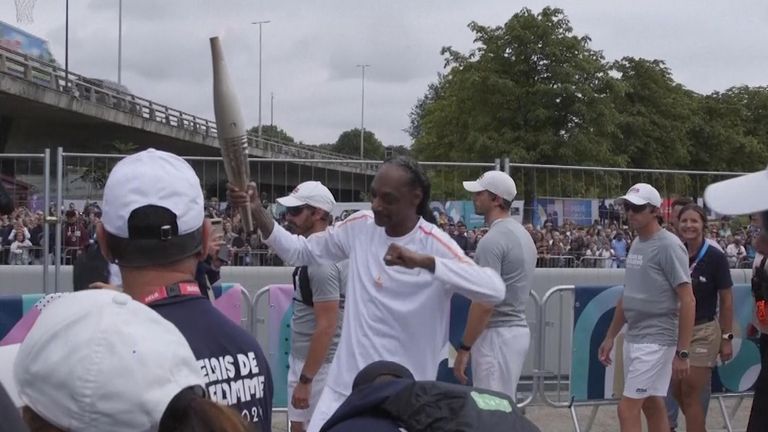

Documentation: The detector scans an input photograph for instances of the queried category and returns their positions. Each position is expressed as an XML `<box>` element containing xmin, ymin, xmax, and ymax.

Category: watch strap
<box><xmin>299</xmin><ymin>373</ymin><xmax>313</xmax><ymax>384</ymax></box>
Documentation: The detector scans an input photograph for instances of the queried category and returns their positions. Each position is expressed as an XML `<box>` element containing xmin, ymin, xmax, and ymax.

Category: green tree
<box><xmin>247</xmin><ymin>124</ymin><xmax>296</xmax><ymax>143</ymax></box>
<box><xmin>688</xmin><ymin>87</ymin><xmax>768</xmax><ymax>173</ymax></box>
<box><xmin>411</xmin><ymin>7</ymin><xmax>623</xmax><ymax>168</ymax></box>
<box><xmin>609</xmin><ymin>57</ymin><xmax>697</xmax><ymax>169</ymax></box>
<box><xmin>333</xmin><ymin>128</ymin><xmax>385</xmax><ymax>159</ymax></box>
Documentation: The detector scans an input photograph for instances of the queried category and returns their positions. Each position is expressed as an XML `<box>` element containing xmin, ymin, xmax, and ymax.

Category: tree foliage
<box><xmin>331</xmin><ymin>128</ymin><xmax>385</xmax><ymax>159</ymax></box>
<box><xmin>247</xmin><ymin>125</ymin><xmax>296</xmax><ymax>144</ymax></box>
<box><xmin>410</xmin><ymin>7</ymin><xmax>768</xmax><ymax>174</ymax></box>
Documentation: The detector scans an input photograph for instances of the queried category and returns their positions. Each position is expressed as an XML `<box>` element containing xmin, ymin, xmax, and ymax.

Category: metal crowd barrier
<box><xmin>536</xmin><ymin>255</ymin><xmax>577</xmax><ymax>268</ymax></box>
<box><xmin>538</xmin><ymin>284</ymin><xmax>755</xmax><ymax>432</ymax></box>
<box><xmin>577</xmin><ymin>256</ymin><xmax>614</xmax><ymax>269</ymax></box>
<box><xmin>247</xmin><ymin>285</ymin><xmax>544</xmax><ymax>410</ymax></box>
<box><xmin>230</xmin><ymin>250</ymin><xmax>278</xmax><ymax>267</ymax></box>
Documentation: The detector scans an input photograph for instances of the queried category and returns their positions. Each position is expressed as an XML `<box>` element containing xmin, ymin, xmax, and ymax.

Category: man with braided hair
<box><xmin>229</xmin><ymin>156</ymin><xmax>505</xmax><ymax>432</ymax></box>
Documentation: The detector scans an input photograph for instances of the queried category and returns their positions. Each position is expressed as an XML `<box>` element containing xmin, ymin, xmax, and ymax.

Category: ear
<box><xmin>95</xmin><ymin>224</ymin><xmax>113</xmax><ymax>262</ymax></box>
<box><xmin>197</xmin><ymin>219</ymin><xmax>212</xmax><ymax>262</ymax></box>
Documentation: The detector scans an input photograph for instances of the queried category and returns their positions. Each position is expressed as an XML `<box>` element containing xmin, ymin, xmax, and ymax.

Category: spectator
<box><xmin>719</xmin><ymin>221</ymin><xmax>732</xmax><ymax>238</ymax></box>
<box><xmin>14</xmin><ymin>290</ymin><xmax>250</xmax><ymax>432</ymax></box>
<box><xmin>7</xmin><ymin>221</ymin><xmax>30</xmax><ymax>243</ymax></box>
<box><xmin>0</xmin><ymin>182</ymin><xmax>12</xmax><ymax>216</ymax></box>
<box><xmin>451</xmin><ymin>221</ymin><xmax>473</xmax><ymax>253</ymax></box>
<box><xmin>725</xmin><ymin>237</ymin><xmax>746</xmax><ymax>267</ymax></box>
<box><xmin>9</xmin><ymin>230</ymin><xmax>32</xmax><ymax>265</ymax></box>
<box><xmin>611</xmin><ymin>232</ymin><xmax>629</xmax><ymax>268</ymax></box>
<box><xmin>62</xmin><ymin>209</ymin><xmax>88</xmax><ymax>264</ymax></box>
<box><xmin>97</xmin><ymin>149</ymin><xmax>273</xmax><ymax>429</ymax></box>
<box><xmin>599</xmin><ymin>200</ymin><xmax>608</xmax><ymax>225</ymax></box>
<box><xmin>27</xmin><ymin>212</ymin><xmax>44</xmax><ymax>264</ymax></box>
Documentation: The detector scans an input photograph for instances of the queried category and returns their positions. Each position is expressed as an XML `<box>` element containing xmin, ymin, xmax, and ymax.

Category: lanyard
<box><xmin>689</xmin><ymin>241</ymin><xmax>709</xmax><ymax>276</ymax></box>
<box><xmin>140</xmin><ymin>281</ymin><xmax>201</xmax><ymax>305</ymax></box>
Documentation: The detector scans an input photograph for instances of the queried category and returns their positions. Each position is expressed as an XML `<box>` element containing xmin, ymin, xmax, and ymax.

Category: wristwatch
<box><xmin>299</xmin><ymin>373</ymin><xmax>313</xmax><ymax>384</ymax></box>
<box><xmin>459</xmin><ymin>342</ymin><xmax>472</xmax><ymax>352</ymax></box>
<box><xmin>676</xmin><ymin>350</ymin><xmax>689</xmax><ymax>360</ymax></box>
<box><xmin>722</xmin><ymin>332</ymin><xmax>734</xmax><ymax>341</ymax></box>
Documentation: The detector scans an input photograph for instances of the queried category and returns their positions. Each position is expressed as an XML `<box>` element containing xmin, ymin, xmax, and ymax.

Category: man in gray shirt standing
<box><xmin>599</xmin><ymin>183</ymin><xmax>695</xmax><ymax>432</ymax></box>
<box><xmin>454</xmin><ymin>170</ymin><xmax>537</xmax><ymax>401</ymax></box>
<box><xmin>278</xmin><ymin>181</ymin><xmax>347</xmax><ymax>432</ymax></box>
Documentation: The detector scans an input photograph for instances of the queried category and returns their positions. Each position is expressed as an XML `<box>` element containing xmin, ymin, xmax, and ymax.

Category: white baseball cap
<box><xmin>277</xmin><ymin>181</ymin><xmax>336</xmax><ymax>212</ymax></box>
<box><xmin>14</xmin><ymin>290</ymin><xmax>204</xmax><ymax>432</ymax></box>
<box><xmin>614</xmin><ymin>183</ymin><xmax>662</xmax><ymax>207</ymax></box>
<box><xmin>462</xmin><ymin>171</ymin><xmax>517</xmax><ymax>201</ymax></box>
<box><xmin>101</xmin><ymin>149</ymin><xmax>205</xmax><ymax>266</ymax></box>
<box><xmin>704</xmin><ymin>168</ymin><xmax>768</xmax><ymax>215</ymax></box>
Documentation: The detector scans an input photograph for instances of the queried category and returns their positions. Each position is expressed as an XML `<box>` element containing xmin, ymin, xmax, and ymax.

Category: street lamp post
<box><xmin>64</xmin><ymin>0</ymin><xmax>69</xmax><ymax>90</ymax></box>
<box><xmin>118</xmin><ymin>0</ymin><xmax>122</xmax><ymax>85</ymax></box>
<box><xmin>252</xmin><ymin>20</ymin><xmax>270</xmax><ymax>139</ymax></box>
<box><xmin>356</xmin><ymin>64</ymin><xmax>370</xmax><ymax>159</ymax></box>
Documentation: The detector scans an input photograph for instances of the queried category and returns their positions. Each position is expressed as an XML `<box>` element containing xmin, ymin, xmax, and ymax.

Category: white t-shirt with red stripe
<box><xmin>265</xmin><ymin>210</ymin><xmax>505</xmax><ymax>395</ymax></box>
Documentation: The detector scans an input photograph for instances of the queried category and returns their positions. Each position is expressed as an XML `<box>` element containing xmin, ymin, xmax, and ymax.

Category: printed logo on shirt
<box><xmin>198</xmin><ymin>352</ymin><xmax>268</xmax><ymax>424</ymax></box>
<box><xmin>635</xmin><ymin>388</ymin><xmax>647</xmax><ymax>394</ymax></box>
<box><xmin>626</xmin><ymin>253</ymin><xmax>643</xmax><ymax>268</ymax></box>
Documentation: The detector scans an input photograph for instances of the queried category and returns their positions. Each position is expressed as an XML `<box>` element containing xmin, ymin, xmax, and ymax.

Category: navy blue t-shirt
<box><xmin>151</xmin><ymin>296</ymin><xmax>273</xmax><ymax>431</ymax></box>
<box><xmin>689</xmin><ymin>243</ymin><xmax>733</xmax><ymax>322</ymax></box>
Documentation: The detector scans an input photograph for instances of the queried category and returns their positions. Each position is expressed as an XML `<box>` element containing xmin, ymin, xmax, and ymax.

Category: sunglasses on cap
<box><xmin>623</xmin><ymin>202</ymin><xmax>651</xmax><ymax>213</ymax></box>
<box><xmin>285</xmin><ymin>205</ymin><xmax>312</xmax><ymax>216</ymax></box>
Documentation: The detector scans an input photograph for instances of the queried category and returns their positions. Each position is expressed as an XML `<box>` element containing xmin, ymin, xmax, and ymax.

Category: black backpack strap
<box><xmin>292</xmin><ymin>266</ymin><xmax>314</xmax><ymax>307</ymax></box>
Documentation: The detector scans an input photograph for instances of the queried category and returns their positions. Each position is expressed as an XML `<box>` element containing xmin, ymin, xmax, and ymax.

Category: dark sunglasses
<box><xmin>285</xmin><ymin>205</ymin><xmax>311</xmax><ymax>216</ymax></box>
<box><xmin>623</xmin><ymin>203</ymin><xmax>651</xmax><ymax>213</ymax></box>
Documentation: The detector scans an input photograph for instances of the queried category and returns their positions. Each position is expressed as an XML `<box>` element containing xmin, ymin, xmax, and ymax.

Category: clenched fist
<box><xmin>383</xmin><ymin>243</ymin><xmax>435</xmax><ymax>272</ymax></box>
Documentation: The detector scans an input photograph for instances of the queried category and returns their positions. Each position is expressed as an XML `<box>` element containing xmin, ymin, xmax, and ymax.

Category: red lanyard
<box><xmin>140</xmin><ymin>282</ymin><xmax>201</xmax><ymax>305</ymax></box>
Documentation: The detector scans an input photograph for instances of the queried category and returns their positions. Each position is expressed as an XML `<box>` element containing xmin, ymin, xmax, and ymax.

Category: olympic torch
<box><xmin>210</xmin><ymin>36</ymin><xmax>253</xmax><ymax>233</ymax></box>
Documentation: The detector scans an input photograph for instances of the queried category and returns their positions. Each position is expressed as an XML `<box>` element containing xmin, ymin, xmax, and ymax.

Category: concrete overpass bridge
<box><xmin>0</xmin><ymin>45</ymin><xmax>376</xmax><ymax>201</ymax></box>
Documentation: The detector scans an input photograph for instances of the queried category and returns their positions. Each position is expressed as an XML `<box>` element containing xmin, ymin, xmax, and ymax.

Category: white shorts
<box><xmin>287</xmin><ymin>355</ymin><xmax>332</xmax><ymax>424</ymax></box>
<box><xmin>622</xmin><ymin>342</ymin><xmax>676</xmax><ymax>399</ymax></box>
<box><xmin>472</xmin><ymin>326</ymin><xmax>530</xmax><ymax>401</ymax></box>
<box><xmin>306</xmin><ymin>385</ymin><xmax>349</xmax><ymax>432</ymax></box>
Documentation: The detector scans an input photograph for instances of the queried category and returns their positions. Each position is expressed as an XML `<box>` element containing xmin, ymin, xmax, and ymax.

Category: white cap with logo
<box><xmin>704</xmin><ymin>167</ymin><xmax>768</xmax><ymax>215</ymax></box>
<box><xmin>614</xmin><ymin>183</ymin><xmax>662</xmax><ymax>207</ymax></box>
<box><xmin>277</xmin><ymin>181</ymin><xmax>336</xmax><ymax>212</ymax></box>
<box><xmin>462</xmin><ymin>171</ymin><xmax>517</xmax><ymax>201</ymax></box>
<box><xmin>14</xmin><ymin>290</ymin><xmax>204</xmax><ymax>432</ymax></box>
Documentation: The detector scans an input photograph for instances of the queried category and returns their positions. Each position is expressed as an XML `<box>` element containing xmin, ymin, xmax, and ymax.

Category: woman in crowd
<box><xmin>9</xmin><ymin>230</ymin><xmax>32</xmax><ymax>265</ymax></box>
<box><xmin>669</xmin><ymin>204</ymin><xmax>734</xmax><ymax>432</ymax></box>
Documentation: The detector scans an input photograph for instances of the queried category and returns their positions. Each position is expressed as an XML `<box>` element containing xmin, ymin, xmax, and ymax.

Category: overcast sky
<box><xmin>3</xmin><ymin>1</ymin><xmax>767</xmax><ymax>147</ymax></box>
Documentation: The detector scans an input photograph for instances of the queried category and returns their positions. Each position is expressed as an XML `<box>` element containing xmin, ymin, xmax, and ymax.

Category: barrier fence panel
<box><xmin>507</xmin><ymin>163</ymin><xmax>748</xmax><ymax>224</ymax></box>
<box><xmin>540</xmin><ymin>283</ymin><xmax>758</xmax><ymax>432</ymax></box>
<box><xmin>0</xmin><ymin>151</ymin><xmax>52</xmax><ymax>293</ymax></box>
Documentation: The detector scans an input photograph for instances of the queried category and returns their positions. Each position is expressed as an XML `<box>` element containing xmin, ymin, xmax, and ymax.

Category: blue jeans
<box><xmin>665</xmin><ymin>377</ymin><xmax>711</xmax><ymax>428</ymax></box>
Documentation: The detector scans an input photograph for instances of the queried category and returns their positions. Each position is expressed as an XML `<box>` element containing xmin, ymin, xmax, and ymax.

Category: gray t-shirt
<box><xmin>474</xmin><ymin>217</ymin><xmax>537</xmax><ymax>328</ymax></box>
<box><xmin>623</xmin><ymin>229</ymin><xmax>690</xmax><ymax>346</ymax></box>
<box><xmin>290</xmin><ymin>261</ymin><xmax>347</xmax><ymax>361</ymax></box>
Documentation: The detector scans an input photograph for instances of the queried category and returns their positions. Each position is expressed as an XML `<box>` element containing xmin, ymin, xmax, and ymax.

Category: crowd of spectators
<box><xmin>1</xmin><ymin>198</ymin><xmax>760</xmax><ymax>270</ymax></box>
<box><xmin>433</xmin><ymin>207</ymin><xmax>759</xmax><ymax>270</ymax></box>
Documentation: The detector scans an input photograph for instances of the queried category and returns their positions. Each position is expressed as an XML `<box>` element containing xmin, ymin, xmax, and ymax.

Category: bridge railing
<box><xmin>0</xmin><ymin>45</ymin><xmax>359</xmax><ymax>162</ymax></box>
